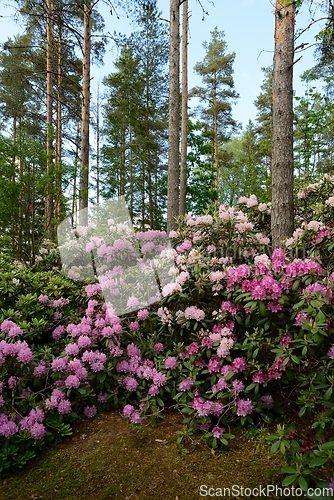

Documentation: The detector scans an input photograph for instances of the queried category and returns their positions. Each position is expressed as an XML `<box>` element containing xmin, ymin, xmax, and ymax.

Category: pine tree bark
<box><xmin>271</xmin><ymin>0</ymin><xmax>295</xmax><ymax>249</ymax></box>
<box><xmin>179</xmin><ymin>0</ymin><xmax>188</xmax><ymax>216</ymax></box>
<box><xmin>45</xmin><ymin>0</ymin><xmax>54</xmax><ymax>238</ymax></box>
<box><xmin>79</xmin><ymin>0</ymin><xmax>91</xmax><ymax>226</ymax></box>
<box><xmin>167</xmin><ymin>0</ymin><xmax>180</xmax><ymax>232</ymax></box>
<box><xmin>55</xmin><ymin>21</ymin><xmax>63</xmax><ymax>227</ymax></box>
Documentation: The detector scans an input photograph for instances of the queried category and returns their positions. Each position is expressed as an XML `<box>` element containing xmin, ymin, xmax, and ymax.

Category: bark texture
<box><xmin>45</xmin><ymin>0</ymin><xmax>54</xmax><ymax>238</ymax></box>
<box><xmin>271</xmin><ymin>0</ymin><xmax>295</xmax><ymax>249</ymax></box>
<box><xmin>167</xmin><ymin>0</ymin><xmax>180</xmax><ymax>232</ymax></box>
<box><xmin>79</xmin><ymin>0</ymin><xmax>91</xmax><ymax>225</ymax></box>
<box><xmin>179</xmin><ymin>0</ymin><xmax>188</xmax><ymax>216</ymax></box>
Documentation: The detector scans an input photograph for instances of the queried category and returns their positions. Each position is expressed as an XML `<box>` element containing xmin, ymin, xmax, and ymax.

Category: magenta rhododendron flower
<box><xmin>261</xmin><ymin>395</ymin><xmax>274</xmax><ymax>408</ymax></box>
<box><xmin>130</xmin><ymin>411</ymin><xmax>142</xmax><ymax>424</ymax></box>
<box><xmin>328</xmin><ymin>345</ymin><xmax>334</xmax><ymax>360</ymax></box>
<box><xmin>123</xmin><ymin>404</ymin><xmax>135</xmax><ymax>417</ymax></box>
<box><xmin>164</xmin><ymin>356</ymin><xmax>178</xmax><ymax>370</ymax></box>
<box><xmin>1</xmin><ymin>319</ymin><xmax>23</xmax><ymax>337</ymax></box>
<box><xmin>33</xmin><ymin>361</ymin><xmax>47</xmax><ymax>378</ymax></box>
<box><xmin>148</xmin><ymin>385</ymin><xmax>159</xmax><ymax>396</ymax></box>
<box><xmin>252</xmin><ymin>371</ymin><xmax>267</xmax><ymax>384</ymax></box>
<box><xmin>153</xmin><ymin>342</ymin><xmax>164</xmax><ymax>354</ymax></box>
<box><xmin>83</xmin><ymin>405</ymin><xmax>97</xmax><ymax>418</ymax></box>
<box><xmin>236</xmin><ymin>398</ymin><xmax>254</xmax><ymax>417</ymax></box>
<box><xmin>124</xmin><ymin>376</ymin><xmax>138</xmax><ymax>392</ymax></box>
<box><xmin>231</xmin><ymin>357</ymin><xmax>247</xmax><ymax>373</ymax></box>
<box><xmin>65</xmin><ymin>375</ymin><xmax>80</xmax><ymax>389</ymax></box>
<box><xmin>137</xmin><ymin>309</ymin><xmax>149</xmax><ymax>320</ymax></box>
<box><xmin>38</xmin><ymin>294</ymin><xmax>49</xmax><ymax>304</ymax></box>
<box><xmin>57</xmin><ymin>399</ymin><xmax>72</xmax><ymax>414</ymax></box>
<box><xmin>280</xmin><ymin>335</ymin><xmax>293</xmax><ymax>348</ymax></box>
<box><xmin>212</xmin><ymin>426</ymin><xmax>224</xmax><ymax>439</ymax></box>
<box><xmin>178</xmin><ymin>377</ymin><xmax>193</xmax><ymax>392</ymax></box>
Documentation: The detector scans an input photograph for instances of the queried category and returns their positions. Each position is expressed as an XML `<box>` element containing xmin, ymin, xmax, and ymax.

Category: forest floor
<box><xmin>0</xmin><ymin>409</ymin><xmax>289</xmax><ymax>500</ymax></box>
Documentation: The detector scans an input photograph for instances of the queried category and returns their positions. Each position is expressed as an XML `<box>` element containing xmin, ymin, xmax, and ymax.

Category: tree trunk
<box><xmin>55</xmin><ymin>21</ymin><xmax>63</xmax><ymax>227</ymax></box>
<box><xmin>271</xmin><ymin>0</ymin><xmax>295</xmax><ymax>249</ymax></box>
<box><xmin>95</xmin><ymin>83</ymin><xmax>100</xmax><ymax>206</ymax></box>
<box><xmin>179</xmin><ymin>0</ymin><xmax>188</xmax><ymax>216</ymax></box>
<box><xmin>79</xmin><ymin>0</ymin><xmax>91</xmax><ymax>226</ymax></box>
<box><xmin>212</xmin><ymin>75</ymin><xmax>219</xmax><ymax>194</ymax></box>
<box><xmin>45</xmin><ymin>0</ymin><xmax>54</xmax><ymax>238</ymax></box>
<box><xmin>167</xmin><ymin>0</ymin><xmax>180</xmax><ymax>232</ymax></box>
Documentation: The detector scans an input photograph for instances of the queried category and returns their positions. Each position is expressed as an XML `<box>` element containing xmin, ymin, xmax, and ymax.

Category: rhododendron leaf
<box><xmin>259</xmin><ymin>301</ymin><xmax>266</xmax><ymax>317</ymax></box>
<box><xmin>252</xmin><ymin>348</ymin><xmax>259</xmax><ymax>359</ymax></box>
<box><xmin>245</xmin><ymin>383</ymin><xmax>255</xmax><ymax>392</ymax></box>
<box><xmin>270</xmin><ymin>441</ymin><xmax>280</xmax><ymax>453</ymax></box>
<box><xmin>281</xmin><ymin>466</ymin><xmax>298</xmax><ymax>474</ymax></box>
<box><xmin>323</xmin><ymin>387</ymin><xmax>333</xmax><ymax>401</ymax></box>
<box><xmin>281</xmin><ymin>474</ymin><xmax>298</xmax><ymax>486</ymax></box>
<box><xmin>298</xmin><ymin>475</ymin><xmax>309</xmax><ymax>491</ymax></box>
<box><xmin>309</xmin><ymin>457</ymin><xmax>328</xmax><ymax>467</ymax></box>
<box><xmin>292</xmin><ymin>280</ymin><xmax>300</xmax><ymax>292</ymax></box>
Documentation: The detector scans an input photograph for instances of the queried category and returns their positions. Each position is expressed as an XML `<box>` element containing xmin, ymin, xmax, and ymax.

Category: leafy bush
<box><xmin>1</xmin><ymin>182</ymin><xmax>334</xmax><ymax>494</ymax></box>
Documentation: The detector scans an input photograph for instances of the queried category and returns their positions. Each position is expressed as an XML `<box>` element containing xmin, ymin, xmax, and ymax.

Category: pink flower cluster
<box><xmin>0</xmin><ymin>320</ymin><xmax>23</xmax><ymax>337</ymax></box>
<box><xmin>0</xmin><ymin>340</ymin><xmax>33</xmax><ymax>365</ymax></box>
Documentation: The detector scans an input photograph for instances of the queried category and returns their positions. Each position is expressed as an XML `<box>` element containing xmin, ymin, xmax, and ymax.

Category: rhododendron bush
<box><xmin>1</xmin><ymin>177</ymin><xmax>334</xmax><ymax>491</ymax></box>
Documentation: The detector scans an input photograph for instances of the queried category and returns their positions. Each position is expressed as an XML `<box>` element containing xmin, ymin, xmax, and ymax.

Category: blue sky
<box><xmin>0</xmin><ymin>0</ymin><xmax>326</xmax><ymax>129</ymax></box>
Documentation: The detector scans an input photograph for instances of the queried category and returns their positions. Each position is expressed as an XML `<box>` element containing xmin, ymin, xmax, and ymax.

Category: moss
<box><xmin>0</xmin><ymin>411</ymin><xmax>284</xmax><ymax>500</ymax></box>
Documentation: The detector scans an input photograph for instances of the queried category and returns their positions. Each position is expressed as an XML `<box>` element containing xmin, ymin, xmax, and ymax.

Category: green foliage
<box><xmin>294</xmin><ymin>87</ymin><xmax>334</xmax><ymax>187</ymax></box>
<box><xmin>186</xmin><ymin>120</ymin><xmax>216</xmax><ymax>214</ymax></box>
<box><xmin>102</xmin><ymin>1</ymin><xmax>168</xmax><ymax>229</ymax></box>
<box><xmin>220</xmin><ymin>121</ymin><xmax>271</xmax><ymax>205</ymax></box>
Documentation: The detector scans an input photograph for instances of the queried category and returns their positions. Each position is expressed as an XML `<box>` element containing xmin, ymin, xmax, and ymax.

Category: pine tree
<box><xmin>102</xmin><ymin>1</ymin><xmax>169</xmax><ymax>229</ymax></box>
<box><xmin>167</xmin><ymin>0</ymin><xmax>180</xmax><ymax>232</ymax></box>
<box><xmin>254</xmin><ymin>66</ymin><xmax>272</xmax><ymax>181</ymax></box>
<box><xmin>271</xmin><ymin>0</ymin><xmax>295</xmax><ymax>249</ymax></box>
<box><xmin>190</xmin><ymin>27</ymin><xmax>239</xmax><ymax>197</ymax></box>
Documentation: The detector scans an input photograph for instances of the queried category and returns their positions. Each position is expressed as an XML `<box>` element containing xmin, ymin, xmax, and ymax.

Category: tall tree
<box><xmin>294</xmin><ymin>86</ymin><xmax>334</xmax><ymax>185</ymax></box>
<box><xmin>254</xmin><ymin>66</ymin><xmax>273</xmax><ymax>181</ymax></box>
<box><xmin>167</xmin><ymin>0</ymin><xmax>180</xmax><ymax>232</ymax></box>
<box><xmin>79</xmin><ymin>0</ymin><xmax>92</xmax><ymax>224</ymax></box>
<box><xmin>190</xmin><ymin>27</ymin><xmax>239</xmax><ymax>198</ymax></box>
<box><xmin>45</xmin><ymin>0</ymin><xmax>54</xmax><ymax>238</ymax></box>
<box><xmin>271</xmin><ymin>0</ymin><xmax>295</xmax><ymax>249</ymax></box>
<box><xmin>102</xmin><ymin>2</ymin><xmax>169</xmax><ymax>228</ymax></box>
<box><xmin>179</xmin><ymin>0</ymin><xmax>189</xmax><ymax>216</ymax></box>
<box><xmin>185</xmin><ymin>120</ymin><xmax>215</xmax><ymax>215</ymax></box>
<box><xmin>220</xmin><ymin>121</ymin><xmax>270</xmax><ymax>205</ymax></box>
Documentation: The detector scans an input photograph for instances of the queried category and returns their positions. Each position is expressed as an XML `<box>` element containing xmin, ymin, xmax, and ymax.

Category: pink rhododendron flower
<box><xmin>153</xmin><ymin>342</ymin><xmax>164</xmax><ymax>354</ymax></box>
<box><xmin>217</xmin><ymin>337</ymin><xmax>234</xmax><ymax>358</ymax></box>
<box><xmin>236</xmin><ymin>398</ymin><xmax>254</xmax><ymax>417</ymax></box>
<box><xmin>327</xmin><ymin>345</ymin><xmax>334</xmax><ymax>360</ymax></box>
<box><xmin>178</xmin><ymin>377</ymin><xmax>193</xmax><ymax>392</ymax></box>
<box><xmin>252</xmin><ymin>371</ymin><xmax>267</xmax><ymax>384</ymax></box>
<box><xmin>84</xmin><ymin>405</ymin><xmax>97</xmax><ymax>418</ymax></box>
<box><xmin>137</xmin><ymin>309</ymin><xmax>149</xmax><ymax>321</ymax></box>
<box><xmin>231</xmin><ymin>357</ymin><xmax>247</xmax><ymax>372</ymax></box>
<box><xmin>280</xmin><ymin>335</ymin><xmax>293</xmax><ymax>348</ymax></box>
<box><xmin>164</xmin><ymin>356</ymin><xmax>178</xmax><ymax>370</ymax></box>
<box><xmin>212</xmin><ymin>426</ymin><xmax>224</xmax><ymax>438</ymax></box>
<box><xmin>261</xmin><ymin>395</ymin><xmax>274</xmax><ymax>408</ymax></box>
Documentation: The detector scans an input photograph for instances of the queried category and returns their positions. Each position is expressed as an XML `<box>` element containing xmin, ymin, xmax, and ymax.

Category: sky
<box><xmin>0</xmin><ymin>0</ymin><xmax>327</xmax><ymax>129</ymax></box>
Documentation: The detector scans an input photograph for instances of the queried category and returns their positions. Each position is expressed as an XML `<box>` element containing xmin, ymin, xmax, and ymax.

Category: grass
<box><xmin>0</xmin><ymin>410</ymin><xmax>285</xmax><ymax>500</ymax></box>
